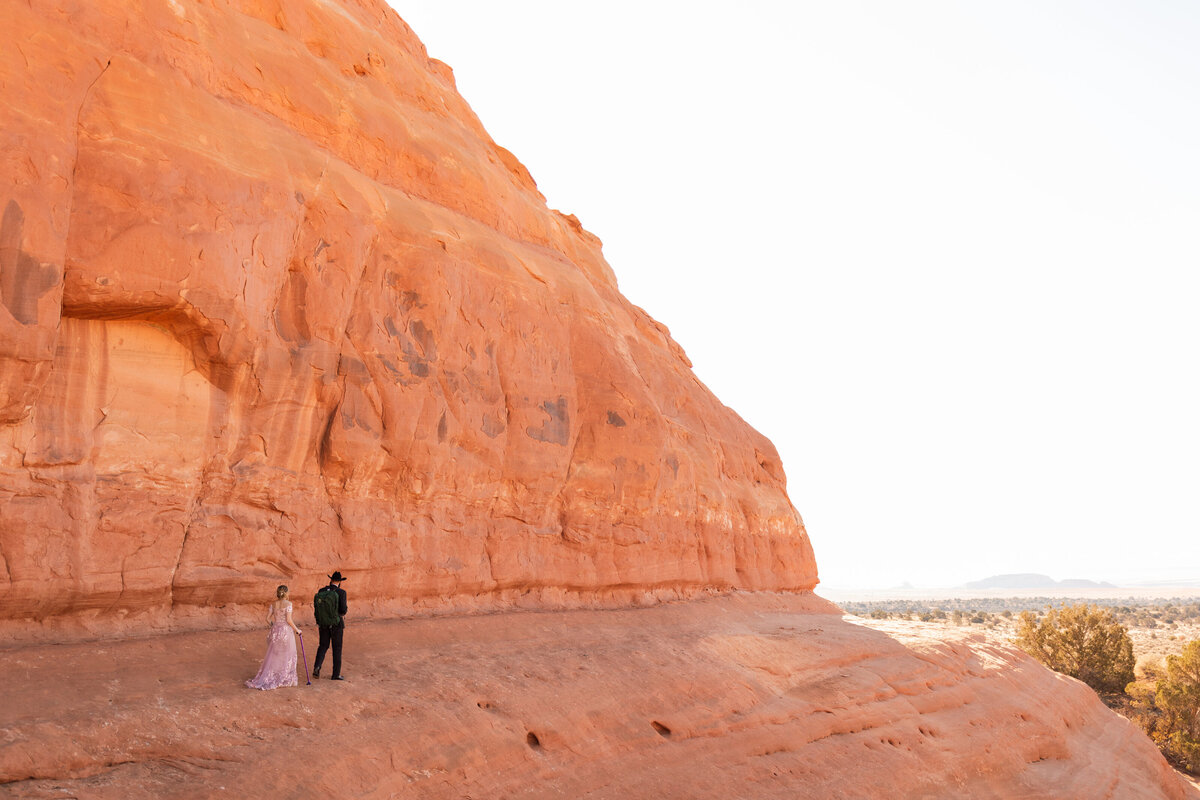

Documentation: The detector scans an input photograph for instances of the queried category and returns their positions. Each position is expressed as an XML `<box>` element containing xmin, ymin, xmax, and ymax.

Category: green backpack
<box><xmin>313</xmin><ymin>586</ymin><xmax>342</xmax><ymax>627</ymax></box>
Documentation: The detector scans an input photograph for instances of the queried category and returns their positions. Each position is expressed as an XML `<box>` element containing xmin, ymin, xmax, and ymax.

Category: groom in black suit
<box><xmin>312</xmin><ymin>571</ymin><xmax>349</xmax><ymax>681</ymax></box>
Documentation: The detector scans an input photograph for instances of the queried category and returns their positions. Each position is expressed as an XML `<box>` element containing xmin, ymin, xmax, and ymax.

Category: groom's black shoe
<box><xmin>312</xmin><ymin>667</ymin><xmax>320</xmax><ymax>678</ymax></box>
<box><xmin>331</xmin><ymin>675</ymin><xmax>347</xmax><ymax>681</ymax></box>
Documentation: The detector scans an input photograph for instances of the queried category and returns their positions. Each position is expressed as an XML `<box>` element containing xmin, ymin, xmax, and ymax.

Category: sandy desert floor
<box><xmin>848</xmin><ymin>608</ymin><xmax>1200</xmax><ymax>672</ymax></box>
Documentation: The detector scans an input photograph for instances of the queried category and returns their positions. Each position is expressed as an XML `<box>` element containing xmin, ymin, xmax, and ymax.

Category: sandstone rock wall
<box><xmin>0</xmin><ymin>0</ymin><xmax>816</xmax><ymax>638</ymax></box>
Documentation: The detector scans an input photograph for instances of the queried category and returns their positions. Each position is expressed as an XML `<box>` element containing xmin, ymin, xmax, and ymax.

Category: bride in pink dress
<box><xmin>246</xmin><ymin>584</ymin><xmax>304</xmax><ymax>690</ymax></box>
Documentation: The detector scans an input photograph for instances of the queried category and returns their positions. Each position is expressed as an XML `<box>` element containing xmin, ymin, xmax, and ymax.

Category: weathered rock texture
<box><xmin>1</xmin><ymin>594</ymin><xmax>1195</xmax><ymax>799</ymax></box>
<box><xmin>0</xmin><ymin>0</ymin><xmax>816</xmax><ymax>637</ymax></box>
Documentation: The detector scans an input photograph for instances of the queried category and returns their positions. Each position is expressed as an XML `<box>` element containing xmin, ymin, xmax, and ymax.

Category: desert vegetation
<box><xmin>845</xmin><ymin>598</ymin><xmax>1200</xmax><ymax>775</ymax></box>
<box><xmin>1014</xmin><ymin>604</ymin><xmax>1135</xmax><ymax>693</ymax></box>
<box><xmin>840</xmin><ymin>597</ymin><xmax>1200</xmax><ymax>624</ymax></box>
<box><xmin>842</xmin><ymin>598</ymin><xmax>1200</xmax><ymax>661</ymax></box>
<box><xmin>1123</xmin><ymin>641</ymin><xmax>1200</xmax><ymax>773</ymax></box>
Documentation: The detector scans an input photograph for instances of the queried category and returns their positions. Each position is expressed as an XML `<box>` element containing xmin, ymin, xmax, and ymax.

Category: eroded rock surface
<box><xmin>1</xmin><ymin>594</ymin><xmax>1194</xmax><ymax>799</ymax></box>
<box><xmin>0</xmin><ymin>0</ymin><xmax>815</xmax><ymax>638</ymax></box>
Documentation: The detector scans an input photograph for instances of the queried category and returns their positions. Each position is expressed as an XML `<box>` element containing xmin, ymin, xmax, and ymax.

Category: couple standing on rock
<box><xmin>245</xmin><ymin>571</ymin><xmax>349</xmax><ymax>690</ymax></box>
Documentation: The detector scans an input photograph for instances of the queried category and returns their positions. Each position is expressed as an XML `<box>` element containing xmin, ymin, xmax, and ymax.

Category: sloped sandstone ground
<box><xmin>0</xmin><ymin>0</ymin><xmax>814</xmax><ymax>639</ymax></box>
<box><xmin>2</xmin><ymin>594</ymin><xmax>1194</xmax><ymax>799</ymax></box>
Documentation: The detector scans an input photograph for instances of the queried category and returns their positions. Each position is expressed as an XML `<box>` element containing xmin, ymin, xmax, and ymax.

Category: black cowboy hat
<box><xmin>328</xmin><ymin>571</ymin><xmax>347</xmax><ymax>582</ymax></box>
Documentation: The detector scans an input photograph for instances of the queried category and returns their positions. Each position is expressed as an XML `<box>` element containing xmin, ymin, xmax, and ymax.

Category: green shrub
<box><xmin>1016</xmin><ymin>604</ymin><xmax>1135</xmax><ymax>694</ymax></box>
<box><xmin>1153</xmin><ymin>640</ymin><xmax>1200</xmax><ymax>772</ymax></box>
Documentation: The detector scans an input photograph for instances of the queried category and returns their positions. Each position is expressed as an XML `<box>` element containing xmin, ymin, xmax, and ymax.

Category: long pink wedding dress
<box><xmin>245</xmin><ymin>601</ymin><xmax>298</xmax><ymax>690</ymax></box>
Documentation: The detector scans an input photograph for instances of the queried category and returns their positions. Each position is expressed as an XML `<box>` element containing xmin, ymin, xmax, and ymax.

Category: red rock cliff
<box><xmin>0</xmin><ymin>0</ymin><xmax>816</xmax><ymax>637</ymax></box>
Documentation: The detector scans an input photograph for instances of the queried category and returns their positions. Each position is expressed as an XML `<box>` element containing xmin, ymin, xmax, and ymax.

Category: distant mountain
<box><xmin>963</xmin><ymin>574</ymin><xmax>1117</xmax><ymax>590</ymax></box>
<box><xmin>1057</xmin><ymin>578</ymin><xmax>1118</xmax><ymax>589</ymax></box>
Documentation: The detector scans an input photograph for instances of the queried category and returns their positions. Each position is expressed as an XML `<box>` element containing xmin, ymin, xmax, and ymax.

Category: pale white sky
<box><xmin>390</xmin><ymin>1</ymin><xmax>1200</xmax><ymax>589</ymax></box>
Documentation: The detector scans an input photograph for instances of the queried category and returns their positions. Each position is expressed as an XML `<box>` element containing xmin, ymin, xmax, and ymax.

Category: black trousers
<box><xmin>313</xmin><ymin>623</ymin><xmax>344</xmax><ymax>678</ymax></box>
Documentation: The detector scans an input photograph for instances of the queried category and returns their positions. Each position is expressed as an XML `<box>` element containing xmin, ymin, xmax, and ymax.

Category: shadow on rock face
<box><xmin>0</xmin><ymin>200</ymin><xmax>58</xmax><ymax>326</ymax></box>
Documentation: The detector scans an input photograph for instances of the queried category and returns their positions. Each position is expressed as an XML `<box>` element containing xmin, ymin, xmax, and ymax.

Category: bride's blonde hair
<box><xmin>275</xmin><ymin>584</ymin><xmax>289</xmax><ymax>600</ymax></box>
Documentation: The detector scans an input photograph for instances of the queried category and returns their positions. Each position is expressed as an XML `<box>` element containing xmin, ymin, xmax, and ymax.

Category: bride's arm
<box><xmin>286</xmin><ymin>603</ymin><xmax>302</xmax><ymax>635</ymax></box>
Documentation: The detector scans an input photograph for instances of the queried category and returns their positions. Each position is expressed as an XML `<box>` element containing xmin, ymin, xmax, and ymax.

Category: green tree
<box><xmin>1016</xmin><ymin>604</ymin><xmax>1135</xmax><ymax>694</ymax></box>
<box><xmin>1153</xmin><ymin>640</ymin><xmax>1200</xmax><ymax>772</ymax></box>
